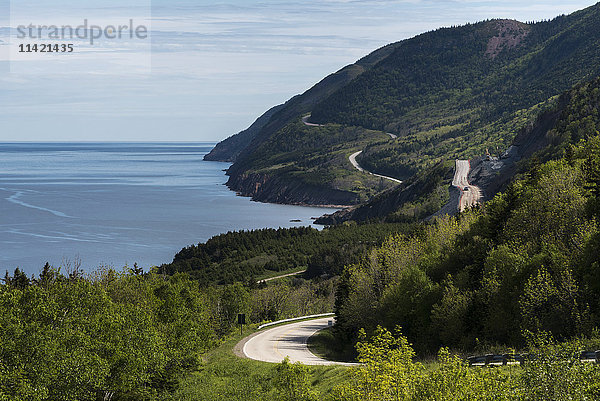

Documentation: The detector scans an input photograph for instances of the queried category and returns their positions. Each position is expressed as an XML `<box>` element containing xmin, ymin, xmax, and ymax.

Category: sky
<box><xmin>0</xmin><ymin>0</ymin><xmax>596</xmax><ymax>142</ymax></box>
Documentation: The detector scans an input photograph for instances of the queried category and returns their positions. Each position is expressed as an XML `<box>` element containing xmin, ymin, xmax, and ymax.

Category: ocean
<box><xmin>0</xmin><ymin>143</ymin><xmax>336</xmax><ymax>276</ymax></box>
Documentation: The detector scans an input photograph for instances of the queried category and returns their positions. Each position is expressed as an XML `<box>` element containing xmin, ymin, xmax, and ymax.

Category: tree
<box><xmin>273</xmin><ymin>357</ymin><xmax>316</xmax><ymax>401</ymax></box>
<box><xmin>12</xmin><ymin>268</ymin><xmax>29</xmax><ymax>290</ymax></box>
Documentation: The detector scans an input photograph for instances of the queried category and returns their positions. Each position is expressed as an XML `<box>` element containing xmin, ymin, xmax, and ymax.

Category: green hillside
<box><xmin>332</xmin><ymin>75</ymin><xmax>600</xmax><ymax>354</ymax></box>
<box><xmin>220</xmin><ymin>3</ymin><xmax>600</xmax><ymax>207</ymax></box>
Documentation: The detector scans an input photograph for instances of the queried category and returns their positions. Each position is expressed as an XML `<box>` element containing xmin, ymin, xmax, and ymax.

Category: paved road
<box><xmin>452</xmin><ymin>160</ymin><xmax>481</xmax><ymax>211</ymax></box>
<box><xmin>301</xmin><ymin>114</ymin><xmax>323</xmax><ymax>127</ymax></box>
<box><xmin>241</xmin><ymin>317</ymin><xmax>356</xmax><ymax>366</ymax></box>
<box><xmin>349</xmin><ymin>151</ymin><xmax>402</xmax><ymax>184</ymax></box>
<box><xmin>258</xmin><ymin>270</ymin><xmax>306</xmax><ymax>283</ymax></box>
<box><xmin>302</xmin><ymin>114</ymin><xmax>400</xmax><ymax>185</ymax></box>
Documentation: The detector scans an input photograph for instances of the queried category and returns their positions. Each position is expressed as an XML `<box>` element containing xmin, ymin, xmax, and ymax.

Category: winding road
<box><xmin>349</xmin><ymin>151</ymin><xmax>402</xmax><ymax>184</ymax></box>
<box><xmin>302</xmin><ymin>114</ymin><xmax>401</xmax><ymax>184</ymax></box>
<box><xmin>240</xmin><ymin>317</ymin><xmax>355</xmax><ymax>366</ymax></box>
<box><xmin>301</xmin><ymin>114</ymin><xmax>323</xmax><ymax>127</ymax></box>
<box><xmin>452</xmin><ymin>160</ymin><xmax>482</xmax><ymax>211</ymax></box>
<box><xmin>300</xmin><ymin>114</ymin><xmax>484</xmax><ymax>212</ymax></box>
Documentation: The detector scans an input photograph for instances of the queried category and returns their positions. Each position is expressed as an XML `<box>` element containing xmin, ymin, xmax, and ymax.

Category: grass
<box><xmin>166</xmin><ymin>320</ymin><xmax>351</xmax><ymax>401</ymax></box>
<box><xmin>166</xmin><ymin>320</ymin><xmax>532</xmax><ymax>400</ymax></box>
<box><xmin>307</xmin><ymin>327</ymin><xmax>357</xmax><ymax>363</ymax></box>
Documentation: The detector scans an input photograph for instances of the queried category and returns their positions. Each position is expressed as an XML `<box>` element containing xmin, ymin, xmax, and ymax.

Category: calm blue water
<box><xmin>0</xmin><ymin>143</ymin><xmax>336</xmax><ymax>276</ymax></box>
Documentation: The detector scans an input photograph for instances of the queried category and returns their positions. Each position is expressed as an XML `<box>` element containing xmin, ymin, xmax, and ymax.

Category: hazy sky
<box><xmin>0</xmin><ymin>0</ymin><xmax>596</xmax><ymax>142</ymax></box>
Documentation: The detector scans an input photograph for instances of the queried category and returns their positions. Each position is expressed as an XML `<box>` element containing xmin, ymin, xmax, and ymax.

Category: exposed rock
<box><xmin>226</xmin><ymin>172</ymin><xmax>360</xmax><ymax>207</ymax></box>
<box><xmin>485</xmin><ymin>20</ymin><xmax>530</xmax><ymax>59</ymax></box>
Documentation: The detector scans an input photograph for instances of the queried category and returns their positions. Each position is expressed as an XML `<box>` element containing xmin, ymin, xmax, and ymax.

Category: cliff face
<box><xmin>227</xmin><ymin>172</ymin><xmax>360</xmax><ymax>206</ymax></box>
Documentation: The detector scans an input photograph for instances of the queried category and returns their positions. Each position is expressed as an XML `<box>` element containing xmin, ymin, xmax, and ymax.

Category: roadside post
<box><xmin>238</xmin><ymin>313</ymin><xmax>246</xmax><ymax>335</ymax></box>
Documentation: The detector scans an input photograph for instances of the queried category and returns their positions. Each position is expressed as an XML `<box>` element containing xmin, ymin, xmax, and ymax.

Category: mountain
<box><xmin>203</xmin><ymin>104</ymin><xmax>285</xmax><ymax>162</ymax></box>
<box><xmin>317</xmin><ymin>74</ymin><xmax>600</xmax><ymax>224</ymax></box>
<box><xmin>210</xmin><ymin>3</ymin><xmax>600</xmax><ymax>208</ymax></box>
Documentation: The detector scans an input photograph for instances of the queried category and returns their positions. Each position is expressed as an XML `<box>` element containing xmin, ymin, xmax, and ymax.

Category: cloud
<box><xmin>0</xmin><ymin>0</ymin><xmax>596</xmax><ymax>141</ymax></box>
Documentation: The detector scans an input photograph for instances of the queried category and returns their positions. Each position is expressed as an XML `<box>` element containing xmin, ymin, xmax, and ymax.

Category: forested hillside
<box><xmin>159</xmin><ymin>222</ymin><xmax>413</xmax><ymax>286</ymax></box>
<box><xmin>332</xmin><ymin>77</ymin><xmax>600</xmax><ymax>353</ymax></box>
<box><xmin>217</xmin><ymin>3</ymin><xmax>600</xmax><ymax>209</ymax></box>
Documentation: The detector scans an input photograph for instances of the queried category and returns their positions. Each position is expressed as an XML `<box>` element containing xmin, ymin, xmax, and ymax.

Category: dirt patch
<box><xmin>485</xmin><ymin>20</ymin><xmax>530</xmax><ymax>59</ymax></box>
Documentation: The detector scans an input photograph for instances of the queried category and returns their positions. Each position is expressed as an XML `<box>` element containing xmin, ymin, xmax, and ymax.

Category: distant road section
<box><xmin>258</xmin><ymin>270</ymin><xmax>306</xmax><ymax>283</ymax></box>
<box><xmin>453</xmin><ymin>160</ymin><xmax>482</xmax><ymax>211</ymax></box>
<box><xmin>302</xmin><ymin>113</ymin><xmax>401</xmax><ymax>184</ymax></box>
<box><xmin>241</xmin><ymin>317</ymin><xmax>355</xmax><ymax>366</ymax></box>
<box><xmin>301</xmin><ymin>114</ymin><xmax>323</xmax><ymax>127</ymax></box>
<box><xmin>349</xmin><ymin>151</ymin><xmax>402</xmax><ymax>184</ymax></box>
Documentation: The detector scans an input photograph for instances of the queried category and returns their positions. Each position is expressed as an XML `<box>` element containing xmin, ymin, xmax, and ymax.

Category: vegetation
<box><xmin>224</xmin><ymin>4</ymin><xmax>600</xmax><ymax>205</ymax></box>
<box><xmin>0</xmin><ymin>264</ymin><xmax>338</xmax><ymax>400</ymax></box>
<box><xmin>167</xmin><ymin>326</ymin><xmax>350</xmax><ymax>401</ymax></box>
<box><xmin>333</xmin><ymin>130</ymin><xmax>600</xmax><ymax>354</ymax></box>
<box><xmin>307</xmin><ymin>327</ymin><xmax>356</xmax><ymax>363</ymax></box>
<box><xmin>159</xmin><ymin>222</ymin><xmax>414</xmax><ymax>286</ymax></box>
<box><xmin>172</xmin><ymin>323</ymin><xmax>600</xmax><ymax>400</ymax></box>
<box><xmin>0</xmin><ymin>267</ymin><xmax>216</xmax><ymax>400</ymax></box>
<box><xmin>327</xmin><ymin>326</ymin><xmax>600</xmax><ymax>400</ymax></box>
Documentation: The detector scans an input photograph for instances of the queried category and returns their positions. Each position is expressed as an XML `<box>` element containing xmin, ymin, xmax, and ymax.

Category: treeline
<box><xmin>159</xmin><ymin>222</ymin><xmax>413</xmax><ymax>286</ymax></box>
<box><xmin>0</xmin><ymin>265</ymin><xmax>337</xmax><ymax>400</ymax></box>
<box><xmin>334</xmin><ymin>130</ymin><xmax>600</xmax><ymax>354</ymax></box>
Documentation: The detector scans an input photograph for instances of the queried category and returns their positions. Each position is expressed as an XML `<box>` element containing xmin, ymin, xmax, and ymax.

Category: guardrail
<box><xmin>257</xmin><ymin>313</ymin><xmax>335</xmax><ymax>330</ymax></box>
<box><xmin>467</xmin><ymin>351</ymin><xmax>600</xmax><ymax>367</ymax></box>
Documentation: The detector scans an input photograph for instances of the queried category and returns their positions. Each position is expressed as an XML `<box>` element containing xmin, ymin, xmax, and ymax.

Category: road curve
<box><xmin>349</xmin><ymin>151</ymin><xmax>402</xmax><ymax>184</ymax></box>
<box><xmin>453</xmin><ymin>160</ymin><xmax>482</xmax><ymax>212</ymax></box>
<box><xmin>301</xmin><ymin>114</ymin><xmax>401</xmax><ymax>184</ymax></box>
<box><xmin>241</xmin><ymin>317</ymin><xmax>356</xmax><ymax>366</ymax></box>
<box><xmin>301</xmin><ymin>114</ymin><xmax>323</xmax><ymax>127</ymax></box>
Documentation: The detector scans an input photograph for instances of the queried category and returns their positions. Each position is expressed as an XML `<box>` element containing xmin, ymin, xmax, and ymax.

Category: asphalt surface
<box><xmin>301</xmin><ymin>113</ymin><xmax>400</xmax><ymax>184</ymax></box>
<box><xmin>301</xmin><ymin>114</ymin><xmax>323</xmax><ymax>127</ymax></box>
<box><xmin>349</xmin><ymin>151</ymin><xmax>402</xmax><ymax>184</ymax></box>
<box><xmin>452</xmin><ymin>160</ymin><xmax>482</xmax><ymax>211</ymax></box>
<box><xmin>241</xmin><ymin>317</ymin><xmax>356</xmax><ymax>366</ymax></box>
<box><xmin>258</xmin><ymin>270</ymin><xmax>306</xmax><ymax>283</ymax></box>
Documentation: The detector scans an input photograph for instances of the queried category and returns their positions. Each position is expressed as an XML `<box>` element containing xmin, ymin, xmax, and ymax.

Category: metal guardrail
<box><xmin>257</xmin><ymin>313</ymin><xmax>335</xmax><ymax>330</ymax></box>
<box><xmin>467</xmin><ymin>351</ymin><xmax>600</xmax><ymax>367</ymax></box>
